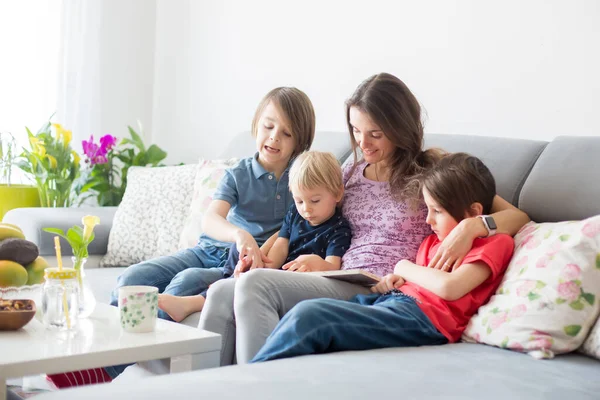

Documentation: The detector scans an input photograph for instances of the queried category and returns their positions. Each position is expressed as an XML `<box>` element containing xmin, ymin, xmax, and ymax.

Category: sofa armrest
<box><xmin>2</xmin><ymin>207</ymin><xmax>118</xmax><ymax>256</ymax></box>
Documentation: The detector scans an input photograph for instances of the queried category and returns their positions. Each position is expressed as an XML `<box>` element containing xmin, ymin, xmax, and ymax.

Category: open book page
<box><xmin>307</xmin><ymin>270</ymin><xmax>381</xmax><ymax>286</ymax></box>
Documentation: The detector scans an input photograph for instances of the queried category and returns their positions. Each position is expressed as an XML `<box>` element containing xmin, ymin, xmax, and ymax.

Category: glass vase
<box><xmin>71</xmin><ymin>256</ymin><xmax>97</xmax><ymax>318</ymax></box>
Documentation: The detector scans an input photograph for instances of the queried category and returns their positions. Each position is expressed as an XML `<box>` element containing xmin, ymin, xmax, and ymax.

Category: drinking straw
<box><xmin>54</xmin><ymin>236</ymin><xmax>71</xmax><ymax>329</ymax></box>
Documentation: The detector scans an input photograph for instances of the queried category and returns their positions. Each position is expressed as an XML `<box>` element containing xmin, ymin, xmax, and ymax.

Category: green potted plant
<box><xmin>0</xmin><ymin>132</ymin><xmax>40</xmax><ymax>220</ymax></box>
<box><xmin>16</xmin><ymin>121</ymin><xmax>81</xmax><ymax>207</ymax></box>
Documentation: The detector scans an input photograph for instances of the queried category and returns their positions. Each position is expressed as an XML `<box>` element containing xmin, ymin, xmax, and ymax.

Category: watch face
<box><xmin>485</xmin><ymin>216</ymin><xmax>497</xmax><ymax>230</ymax></box>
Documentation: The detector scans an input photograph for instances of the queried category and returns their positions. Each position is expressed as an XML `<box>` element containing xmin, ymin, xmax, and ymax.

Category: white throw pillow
<box><xmin>463</xmin><ymin>215</ymin><xmax>600</xmax><ymax>359</ymax></box>
<box><xmin>581</xmin><ymin>315</ymin><xmax>600</xmax><ymax>360</ymax></box>
<box><xmin>178</xmin><ymin>158</ymin><xmax>239</xmax><ymax>250</ymax></box>
<box><xmin>101</xmin><ymin>164</ymin><xmax>198</xmax><ymax>267</ymax></box>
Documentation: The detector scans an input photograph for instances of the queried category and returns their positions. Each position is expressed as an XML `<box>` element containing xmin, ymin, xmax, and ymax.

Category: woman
<box><xmin>199</xmin><ymin>72</ymin><xmax>529</xmax><ymax>365</ymax></box>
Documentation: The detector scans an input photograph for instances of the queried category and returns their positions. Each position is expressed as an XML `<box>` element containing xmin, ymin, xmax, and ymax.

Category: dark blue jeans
<box><xmin>251</xmin><ymin>291</ymin><xmax>448</xmax><ymax>362</ymax></box>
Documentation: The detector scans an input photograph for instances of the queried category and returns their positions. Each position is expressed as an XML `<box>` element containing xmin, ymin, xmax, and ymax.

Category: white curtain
<box><xmin>57</xmin><ymin>0</ymin><xmax>157</xmax><ymax>150</ymax></box>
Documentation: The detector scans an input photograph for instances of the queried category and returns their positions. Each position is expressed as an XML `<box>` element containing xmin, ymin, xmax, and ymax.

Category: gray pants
<box><xmin>198</xmin><ymin>269</ymin><xmax>371</xmax><ymax>365</ymax></box>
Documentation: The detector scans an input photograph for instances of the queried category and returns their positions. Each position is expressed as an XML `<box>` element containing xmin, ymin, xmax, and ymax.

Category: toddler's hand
<box><xmin>371</xmin><ymin>274</ymin><xmax>405</xmax><ymax>294</ymax></box>
<box><xmin>282</xmin><ymin>255</ymin><xmax>320</xmax><ymax>272</ymax></box>
<box><xmin>234</xmin><ymin>252</ymin><xmax>273</xmax><ymax>277</ymax></box>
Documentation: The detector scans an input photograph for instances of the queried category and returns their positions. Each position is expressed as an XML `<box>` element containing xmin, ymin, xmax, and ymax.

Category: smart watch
<box><xmin>477</xmin><ymin>215</ymin><xmax>497</xmax><ymax>237</ymax></box>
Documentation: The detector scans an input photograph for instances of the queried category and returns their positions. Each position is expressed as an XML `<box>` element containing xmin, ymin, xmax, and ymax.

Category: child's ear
<box><xmin>466</xmin><ymin>202</ymin><xmax>483</xmax><ymax>218</ymax></box>
<box><xmin>336</xmin><ymin>188</ymin><xmax>344</xmax><ymax>204</ymax></box>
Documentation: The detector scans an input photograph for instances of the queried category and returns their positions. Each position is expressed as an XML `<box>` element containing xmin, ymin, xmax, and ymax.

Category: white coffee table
<box><xmin>0</xmin><ymin>303</ymin><xmax>221</xmax><ymax>400</ymax></box>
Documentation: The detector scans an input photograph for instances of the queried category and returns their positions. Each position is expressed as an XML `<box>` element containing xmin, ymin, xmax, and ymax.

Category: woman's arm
<box><xmin>429</xmin><ymin>195</ymin><xmax>529</xmax><ymax>271</ymax></box>
<box><xmin>394</xmin><ymin>260</ymin><xmax>491</xmax><ymax>301</ymax></box>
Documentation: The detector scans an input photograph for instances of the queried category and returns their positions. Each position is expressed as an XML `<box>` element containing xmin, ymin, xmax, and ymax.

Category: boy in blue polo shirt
<box><xmin>158</xmin><ymin>151</ymin><xmax>352</xmax><ymax>322</ymax></box>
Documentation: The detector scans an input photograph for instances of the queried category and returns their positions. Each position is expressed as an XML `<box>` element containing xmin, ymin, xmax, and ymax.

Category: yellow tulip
<box><xmin>72</xmin><ymin>150</ymin><xmax>80</xmax><ymax>165</ymax></box>
<box><xmin>82</xmin><ymin>215</ymin><xmax>100</xmax><ymax>242</ymax></box>
<box><xmin>46</xmin><ymin>154</ymin><xmax>58</xmax><ymax>169</ymax></box>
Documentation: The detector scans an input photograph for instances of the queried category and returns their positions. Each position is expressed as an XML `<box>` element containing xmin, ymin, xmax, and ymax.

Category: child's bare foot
<box><xmin>157</xmin><ymin>294</ymin><xmax>205</xmax><ymax>322</ymax></box>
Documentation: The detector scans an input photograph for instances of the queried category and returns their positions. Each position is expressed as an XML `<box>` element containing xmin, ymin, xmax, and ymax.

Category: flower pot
<box><xmin>0</xmin><ymin>184</ymin><xmax>41</xmax><ymax>221</ymax></box>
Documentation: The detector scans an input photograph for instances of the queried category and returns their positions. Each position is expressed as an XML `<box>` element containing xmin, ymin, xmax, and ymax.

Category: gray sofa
<box><xmin>5</xmin><ymin>132</ymin><xmax>600</xmax><ymax>399</ymax></box>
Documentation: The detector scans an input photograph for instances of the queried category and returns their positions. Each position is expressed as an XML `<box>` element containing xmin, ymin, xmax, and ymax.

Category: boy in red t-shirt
<box><xmin>251</xmin><ymin>152</ymin><xmax>515</xmax><ymax>362</ymax></box>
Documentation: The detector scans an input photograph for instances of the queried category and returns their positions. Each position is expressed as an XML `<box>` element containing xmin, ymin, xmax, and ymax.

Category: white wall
<box><xmin>149</xmin><ymin>0</ymin><xmax>600</xmax><ymax>164</ymax></box>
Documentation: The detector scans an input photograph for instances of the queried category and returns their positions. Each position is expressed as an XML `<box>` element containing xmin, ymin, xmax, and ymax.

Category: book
<box><xmin>307</xmin><ymin>270</ymin><xmax>381</xmax><ymax>286</ymax></box>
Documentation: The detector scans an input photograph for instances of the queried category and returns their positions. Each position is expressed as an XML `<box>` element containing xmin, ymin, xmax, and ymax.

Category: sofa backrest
<box><xmin>221</xmin><ymin>130</ymin><xmax>600</xmax><ymax>224</ymax></box>
<box><xmin>518</xmin><ymin>135</ymin><xmax>600</xmax><ymax>223</ymax></box>
<box><xmin>424</xmin><ymin>134</ymin><xmax>548</xmax><ymax>207</ymax></box>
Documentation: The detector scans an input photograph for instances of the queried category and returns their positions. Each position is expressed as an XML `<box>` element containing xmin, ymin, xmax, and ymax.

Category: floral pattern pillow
<box><xmin>178</xmin><ymin>158</ymin><xmax>239</xmax><ymax>250</ymax></box>
<box><xmin>463</xmin><ymin>215</ymin><xmax>600</xmax><ymax>359</ymax></box>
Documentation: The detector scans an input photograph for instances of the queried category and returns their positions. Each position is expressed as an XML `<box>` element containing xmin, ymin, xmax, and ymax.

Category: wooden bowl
<box><xmin>0</xmin><ymin>299</ymin><xmax>36</xmax><ymax>330</ymax></box>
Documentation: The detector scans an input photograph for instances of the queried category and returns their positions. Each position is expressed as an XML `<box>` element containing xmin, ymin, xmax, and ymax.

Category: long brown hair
<box><xmin>422</xmin><ymin>153</ymin><xmax>496</xmax><ymax>222</ymax></box>
<box><xmin>346</xmin><ymin>73</ymin><xmax>441</xmax><ymax>200</ymax></box>
<box><xmin>251</xmin><ymin>87</ymin><xmax>315</xmax><ymax>159</ymax></box>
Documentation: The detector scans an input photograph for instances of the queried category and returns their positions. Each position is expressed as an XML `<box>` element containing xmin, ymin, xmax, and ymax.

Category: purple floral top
<box><xmin>341</xmin><ymin>161</ymin><xmax>431</xmax><ymax>276</ymax></box>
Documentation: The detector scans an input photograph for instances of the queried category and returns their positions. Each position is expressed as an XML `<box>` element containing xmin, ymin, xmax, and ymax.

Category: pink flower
<box><xmin>515</xmin><ymin>256</ymin><xmax>529</xmax><ymax>266</ymax></box>
<box><xmin>561</xmin><ymin>264</ymin><xmax>582</xmax><ymax>281</ymax></box>
<box><xmin>527</xmin><ymin>332</ymin><xmax>553</xmax><ymax>350</ymax></box>
<box><xmin>524</xmin><ymin>236</ymin><xmax>541</xmax><ymax>250</ymax></box>
<box><xmin>509</xmin><ymin>342</ymin><xmax>524</xmax><ymax>351</ymax></box>
<box><xmin>518</xmin><ymin>224</ymin><xmax>537</xmax><ymax>238</ymax></box>
<box><xmin>557</xmin><ymin>281</ymin><xmax>580</xmax><ymax>302</ymax></box>
<box><xmin>517</xmin><ymin>281</ymin><xmax>536</xmax><ymax>297</ymax></box>
<box><xmin>536</xmin><ymin>255</ymin><xmax>551</xmax><ymax>268</ymax></box>
<box><xmin>489</xmin><ymin>311</ymin><xmax>508</xmax><ymax>330</ymax></box>
<box><xmin>582</xmin><ymin>220</ymin><xmax>600</xmax><ymax>238</ymax></box>
<box><xmin>509</xmin><ymin>304</ymin><xmax>527</xmax><ymax>319</ymax></box>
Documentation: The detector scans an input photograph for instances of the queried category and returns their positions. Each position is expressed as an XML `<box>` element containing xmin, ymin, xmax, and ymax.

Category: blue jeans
<box><xmin>105</xmin><ymin>243</ymin><xmax>229</xmax><ymax>379</ymax></box>
<box><xmin>110</xmin><ymin>242</ymin><xmax>230</xmax><ymax>320</ymax></box>
<box><xmin>251</xmin><ymin>291</ymin><xmax>448</xmax><ymax>362</ymax></box>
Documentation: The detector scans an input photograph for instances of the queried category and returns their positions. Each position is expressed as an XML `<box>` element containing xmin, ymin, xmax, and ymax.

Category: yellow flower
<box><xmin>29</xmin><ymin>137</ymin><xmax>46</xmax><ymax>157</ymax></box>
<box><xmin>72</xmin><ymin>150</ymin><xmax>80</xmax><ymax>165</ymax></box>
<box><xmin>63</xmin><ymin>129</ymin><xmax>72</xmax><ymax>148</ymax></box>
<box><xmin>82</xmin><ymin>215</ymin><xmax>100</xmax><ymax>242</ymax></box>
<box><xmin>46</xmin><ymin>155</ymin><xmax>58</xmax><ymax>169</ymax></box>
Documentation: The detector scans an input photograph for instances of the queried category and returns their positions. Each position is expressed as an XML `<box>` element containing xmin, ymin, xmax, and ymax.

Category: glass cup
<box><xmin>118</xmin><ymin>286</ymin><xmax>158</xmax><ymax>333</ymax></box>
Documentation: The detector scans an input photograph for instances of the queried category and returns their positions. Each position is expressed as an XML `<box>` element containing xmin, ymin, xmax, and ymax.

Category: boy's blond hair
<box><xmin>251</xmin><ymin>87</ymin><xmax>315</xmax><ymax>159</ymax></box>
<box><xmin>289</xmin><ymin>151</ymin><xmax>343</xmax><ymax>198</ymax></box>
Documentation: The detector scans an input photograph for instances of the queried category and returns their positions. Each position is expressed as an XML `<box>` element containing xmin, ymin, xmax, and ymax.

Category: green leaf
<box><xmin>559</xmin><ymin>234</ymin><xmax>571</xmax><ymax>242</ymax></box>
<box><xmin>486</xmin><ymin>326</ymin><xmax>492</xmax><ymax>335</ymax></box>
<box><xmin>535</xmin><ymin>281</ymin><xmax>546</xmax><ymax>289</ymax></box>
<box><xmin>500</xmin><ymin>337</ymin><xmax>509</xmax><ymax>348</ymax></box>
<box><xmin>564</xmin><ymin>325</ymin><xmax>582</xmax><ymax>337</ymax></box>
<box><xmin>582</xmin><ymin>292</ymin><xmax>595</xmax><ymax>306</ymax></box>
<box><xmin>66</xmin><ymin>227</ymin><xmax>83</xmax><ymax>249</ymax></box>
<box><xmin>527</xmin><ymin>293</ymin><xmax>540</xmax><ymax>301</ymax></box>
<box><xmin>126</xmin><ymin>126</ymin><xmax>145</xmax><ymax>151</ymax></box>
<box><xmin>556</xmin><ymin>298</ymin><xmax>567</xmax><ymax>304</ymax></box>
<box><xmin>596</xmin><ymin>253</ymin><xmax>600</xmax><ymax>269</ymax></box>
<box><xmin>544</xmin><ymin>230</ymin><xmax>552</xmax><ymax>239</ymax></box>
<box><xmin>569</xmin><ymin>300</ymin><xmax>584</xmax><ymax>310</ymax></box>
<box><xmin>144</xmin><ymin>145</ymin><xmax>167</xmax><ymax>165</ymax></box>
<box><xmin>43</xmin><ymin>227</ymin><xmax>66</xmax><ymax>236</ymax></box>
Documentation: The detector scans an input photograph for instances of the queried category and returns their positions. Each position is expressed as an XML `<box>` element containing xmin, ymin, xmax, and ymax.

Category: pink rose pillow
<box><xmin>463</xmin><ymin>215</ymin><xmax>600</xmax><ymax>359</ymax></box>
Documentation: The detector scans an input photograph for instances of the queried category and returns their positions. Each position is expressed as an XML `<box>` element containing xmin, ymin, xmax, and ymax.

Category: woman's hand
<box><xmin>428</xmin><ymin>218</ymin><xmax>481</xmax><ymax>271</ymax></box>
<box><xmin>372</xmin><ymin>274</ymin><xmax>405</xmax><ymax>294</ymax></box>
<box><xmin>235</xmin><ymin>230</ymin><xmax>263</xmax><ymax>269</ymax></box>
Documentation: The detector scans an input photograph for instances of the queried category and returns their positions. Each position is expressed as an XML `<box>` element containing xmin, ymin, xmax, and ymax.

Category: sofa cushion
<box><xmin>178</xmin><ymin>158</ymin><xmax>239</xmax><ymax>250</ymax></box>
<box><xmin>31</xmin><ymin>343</ymin><xmax>600</xmax><ymax>400</ymax></box>
<box><xmin>424</xmin><ymin>134</ymin><xmax>547</xmax><ymax>206</ymax></box>
<box><xmin>581</xmin><ymin>315</ymin><xmax>600</xmax><ymax>360</ymax></box>
<box><xmin>463</xmin><ymin>216</ymin><xmax>600</xmax><ymax>358</ymax></box>
<box><xmin>101</xmin><ymin>164</ymin><xmax>198</xmax><ymax>268</ymax></box>
<box><xmin>519</xmin><ymin>135</ymin><xmax>600</xmax><ymax>222</ymax></box>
